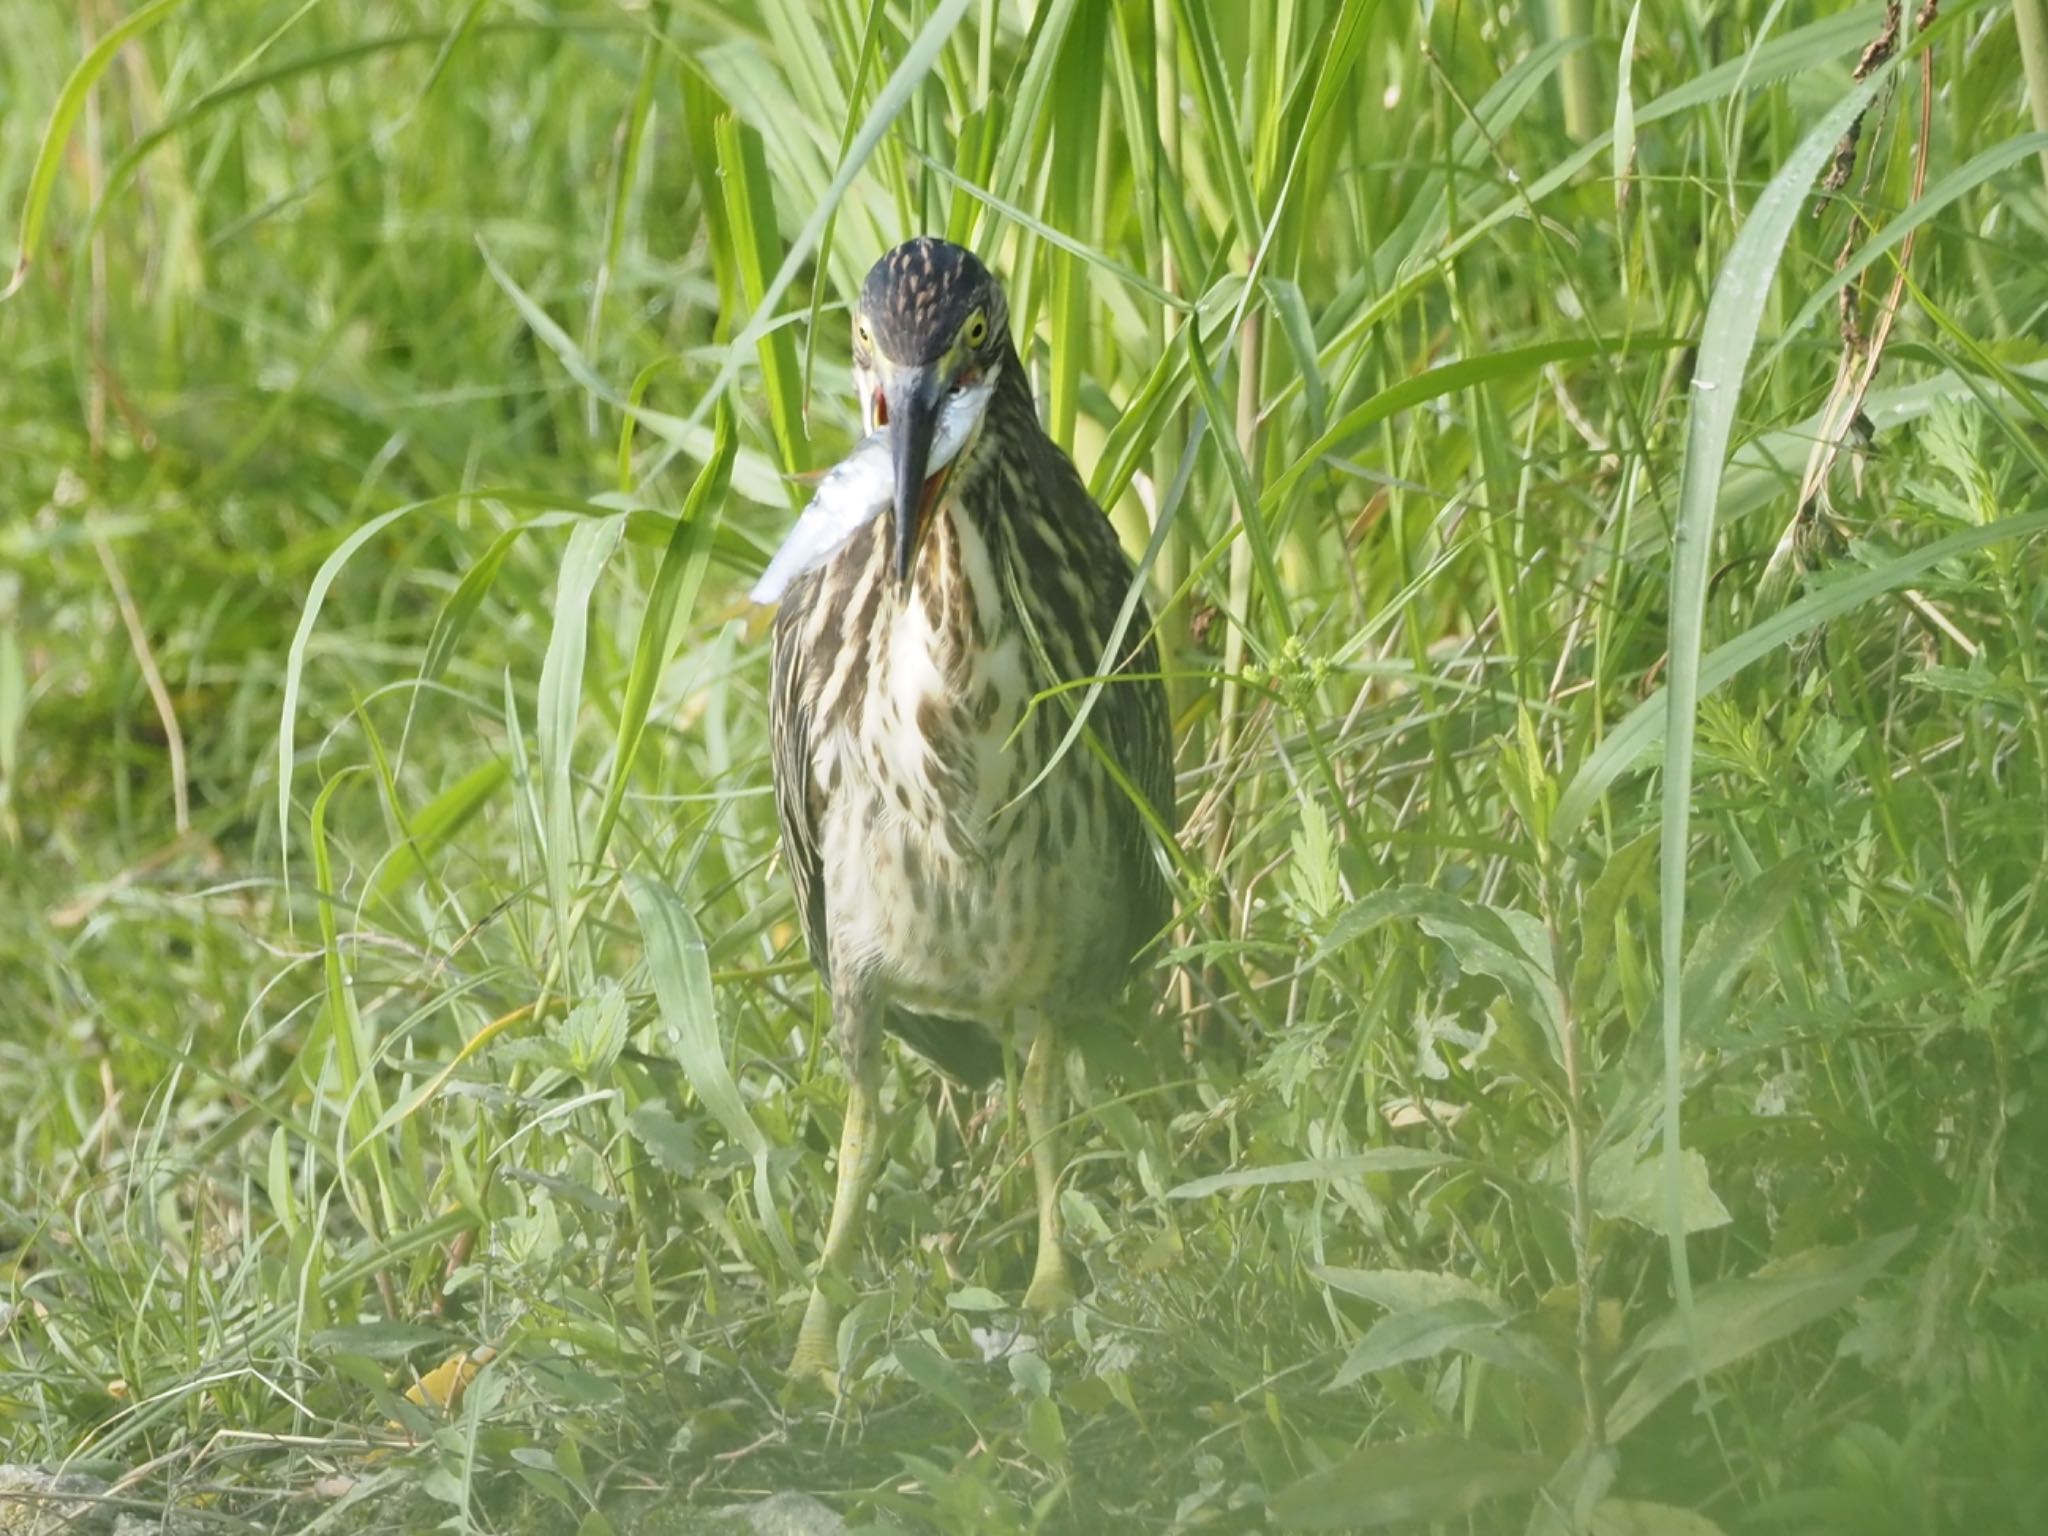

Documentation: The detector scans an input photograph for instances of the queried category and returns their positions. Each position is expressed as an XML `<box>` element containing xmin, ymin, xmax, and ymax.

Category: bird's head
<box><xmin>852</xmin><ymin>237</ymin><xmax>1009</xmax><ymax>590</ymax></box>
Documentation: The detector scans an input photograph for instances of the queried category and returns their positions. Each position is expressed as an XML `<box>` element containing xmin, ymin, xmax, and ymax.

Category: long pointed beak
<box><xmin>885</xmin><ymin>365</ymin><xmax>942</xmax><ymax>591</ymax></box>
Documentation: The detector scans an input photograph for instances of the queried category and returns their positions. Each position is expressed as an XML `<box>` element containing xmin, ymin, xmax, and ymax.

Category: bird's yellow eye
<box><xmin>855</xmin><ymin>318</ymin><xmax>872</xmax><ymax>350</ymax></box>
<box><xmin>962</xmin><ymin>310</ymin><xmax>988</xmax><ymax>349</ymax></box>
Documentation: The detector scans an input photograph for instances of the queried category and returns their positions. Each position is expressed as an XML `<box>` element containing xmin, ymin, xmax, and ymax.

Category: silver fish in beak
<box><xmin>749</xmin><ymin>377</ymin><xmax>995</xmax><ymax>605</ymax></box>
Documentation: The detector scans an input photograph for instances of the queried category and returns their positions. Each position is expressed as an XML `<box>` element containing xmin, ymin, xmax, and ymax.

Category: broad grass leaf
<box><xmin>312</xmin><ymin>1321</ymin><xmax>450</xmax><ymax>1360</ymax></box>
<box><xmin>624</xmin><ymin>1105</ymin><xmax>700</xmax><ymax>1177</ymax></box>
<box><xmin>1674</xmin><ymin>859</ymin><xmax>1808</xmax><ymax>1045</ymax></box>
<box><xmin>1271</xmin><ymin>1435</ymin><xmax>1551</xmax><ymax>1530</ymax></box>
<box><xmin>1330</xmin><ymin>1299</ymin><xmax>1506</xmax><ymax>1389</ymax></box>
<box><xmin>1311</xmin><ymin>1267</ymin><xmax>1507</xmax><ymax>1315</ymax></box>
<box><xmin>557</xmin><ymin>984</ymin><xmax>628</xmax><ymax>1082</ymax></box>
<box><xmin>537</xmin><ymin>514</ymin><xmax>625</xmax><ymax>982</ymax></box>
<box><xmin>1572</xmin><ymin>830</ymin><xmax>1657</xmax><ymax>1004</ymax></box>
<box><xmin>1168</xmin><ymin>1149</ymin><xmax>1453</xmax><ymax>1200</ymax></box>
<box><xmin>1605</xmin><ymin>1228</ymin><xmax>1915</xmax><ymax>1439</ymax></box>
<box><xmin>892</xmin><ymin>1339</ymin><xmax>977</xmax><ymax>1422</ymax></box>
<box><xmin>1613</xmin><ymin>2</ymin><xmax>1642</xmax><ymax>219</ymax></box>
<box><xmin>627</xmin><ymin>873</ymin><xmax>761</xmax><ymax>1159</ymax></box>
<box><xmin>592</xmin><ymin>400</ymin><xmax>736</xmax><ymax>863</ymax></box>
<box><xmin>1588</xmin><ymin>1145</ymin><xmax>1731</xmax><ymax>1234</ymax></box>
<box><xmin>1322</xmin><ymin>885</ymin><xmax>1562</xmax><ymax>1040</ymax></box>
<box><xmin>1262</xmin><ymin>276</ymin><xmax>1328</xmax><ymax>439</ymax></box>
<box><xmin>945</xmin><ymin>1287</ymin><xmax>1007</xmax><ymax>1313</ymax></box>
<box><xmin>1640</xmin><ymin>61</ymin><xmax>1900</xmax><ymax>1346</ymax></box>
<box><xmin>368</xmin><ymin>757</ymin><xmax>507</xmax><ymax>910</ymax></box>
<box><xmin>418</xmin><ymin>522</ymin><xmax>524</xmax><ymax>691</ymax></box>
<box><xmin>5</xmin><ymin>0</ymin><xmax>190</xmax><ymax>298</ymax></box>
<box><xmin>626</xmin><ymin>873</ymin><xmax>797</xmax><ymax>1271</ymax></box>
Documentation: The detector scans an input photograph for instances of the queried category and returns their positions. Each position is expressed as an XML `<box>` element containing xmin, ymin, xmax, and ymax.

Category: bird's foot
<box><xmin>1021</xmin><ymin>1249</ymin><xmax>1075</xmax><ymax>1314</ymax></box>
<box><xmin>783</xmin><ymin>1288</ymin><xmax>842</xmax><ymax>1397</ymax></box>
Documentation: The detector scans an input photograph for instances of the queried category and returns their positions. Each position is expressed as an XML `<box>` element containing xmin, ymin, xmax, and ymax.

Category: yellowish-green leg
<box><xmin>1020</xmin><ymin>1014</ymin><xmax>1075</xmax><ymax>1312</ymax></box>
<box><xmin>787</xmin><ymin>1023</ymin><xmax>882</xmax><ymax>1387</ymax></box>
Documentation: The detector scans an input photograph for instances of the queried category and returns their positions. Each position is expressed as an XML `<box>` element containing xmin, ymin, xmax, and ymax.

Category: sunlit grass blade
<box><xmin>535</xmin><ymin>515</ymin><xmax>626</xmax><ymax>989</ymax></box>
<box><xmin>626</xmin><ymin>872</ymin><xmax>798</xmax><ymax>1273</ymax></box>
<box><xmin>1652</xmin><ymin>69</ymin><xmax>1888</xmax><ymax>1352</ymax></box>
<box><xmin>676</xmin><ymin>0</ymin><xmax>978</xmax><ymax>440</ymax></box>
<box><xmin>719</xmin><ymin>118</ymin><xmax>810</xmax><ymax>479</ymax></box>
<box><xmin>2</xmin><ymin>0</ymin><xmax>189</xmax><ymax>299</ymax></box>
<box><xmin>592</xmin><ymin>401</ymin><xmax>737</xmax><ymax>865</ymax></box>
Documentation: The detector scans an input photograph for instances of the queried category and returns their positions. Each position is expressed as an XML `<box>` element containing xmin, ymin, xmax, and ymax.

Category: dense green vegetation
<box><xmin>5</xmin><ymin>0</ymin><xmax>2047</xmax><ymax>1530</ymax></box>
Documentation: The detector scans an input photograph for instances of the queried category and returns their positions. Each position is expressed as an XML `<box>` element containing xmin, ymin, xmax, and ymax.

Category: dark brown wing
<box><xmin>1019</xmin><ymin>440</ymin><xmax>1179</xmax><ymax>951</ymax></box>
<box><xmin>769</xmin><ymin>587</ymin><xmax>831</xmax><ymax>988</ymax></box>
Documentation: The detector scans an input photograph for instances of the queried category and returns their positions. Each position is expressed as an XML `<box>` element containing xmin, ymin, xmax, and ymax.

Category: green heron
<box><xmin>767</xmin><ymin>237</ymin><xmax>1175</xmax><ymax>1382</ymax></box>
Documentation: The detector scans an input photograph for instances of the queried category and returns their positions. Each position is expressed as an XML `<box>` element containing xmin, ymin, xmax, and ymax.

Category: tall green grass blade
<box><xmin>536</xmin><ymin>515</ymin><xmax>627</xmax><ymax>987</ymax></box>
<box><xmin>1045</xmin><ymin>0</ymin><xmax>1109</xmax><ymax>451</ymax></box>
<box><xmin>3</xmin><ymin>0</ymin><xmax>190</xmax><ymax>299</ymax></box>
<box><xmin>1186</xmin><ymin>323</ymin><xmax>1285</xmax><ymax>633</ymax></box>
<box><xmin>1170</xmin><ymin>0</ymin><xmax>1259</xmax><ymax>247</ymax></box>
<box><xmin>984</xmin><ymin>0</ymin><xmax>1078</xmax><ymax>207</ymax></box>
<box><xmin>679</xmin><ymin>0</ymin><xmax>977</xmax><ymax>439</ymax></box>
<box><xmin>626</xmin><ymin>872</ymin><xmax>797</xmax><ymax>1272</ymax></box>
<box><xmin>592</xmin><ymin>401</ymin><xmax>737</xmax><ymax>865</ymax></box>
<box><xmin>1653</xmin><ymin>70</ymin><xmax>1887</xmax><ymax>1353</ymax></box>
<box><xmin>308</xmin><ymin>767</ymin><xmax>396</xmax><ymax>1233</ymax></box>
<box><xmin>799</xmin><ymin>0</ymin><xmax>890</xmax><ymax>416</ymax></box>
<box><xmin>719</xmin><ymin>116</ymin><xmax>810</xmax><ymax>480</ymax></box>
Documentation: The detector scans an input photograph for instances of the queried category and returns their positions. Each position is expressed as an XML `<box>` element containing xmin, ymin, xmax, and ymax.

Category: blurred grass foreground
<box><xmin>5</xmin><ymin>1</ymin><xmax>2048</xmax><ymax>1532</ymax></box>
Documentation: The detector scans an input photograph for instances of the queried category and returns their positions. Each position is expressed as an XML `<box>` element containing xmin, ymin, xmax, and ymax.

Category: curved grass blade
<box><xmin>674</xmin><ymin>0</ymin><xmax>977</xmax><ymax>444</ymax></box>
<box><xmin>280</xmin><ymin>488</ymin><xmax>639</xmax><ymax>882</ymax></box>
<box><xmin>626</xmin><ymin>872</ymin><xmax>798</xmax><ymax>1272</ymax></box>
<box><xmin>536</xmin><ymin>515</ymin><xmax>627</xmax><ymax>987</ymax></box>
<box><xmin>3</xmin><ymin>0</ymin><xmax>190</xmax><ymax>300</ymax></box>
<box><xmin>1650</xmin><ymin>69</ymin><xmax>1888</xmax><ymax>1358</ymax></box>
<box><xmin>799</xmin><ymin>0</ymin><xmax>891</xmax><ymax>416</ymax></box>
<box><xmin>592</xmin><ymin>400</ymin><xmax>737</xmax><ymax>864</ymax></box>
